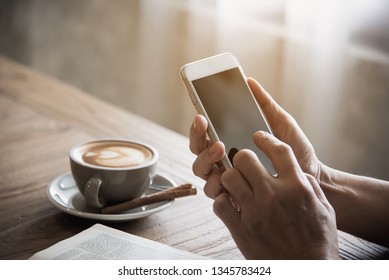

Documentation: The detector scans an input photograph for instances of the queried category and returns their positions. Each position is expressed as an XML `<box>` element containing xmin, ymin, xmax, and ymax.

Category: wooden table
<box><xmin>0</xmin><ymin>55</ymin><xmax>388</xmax><ymax>260</ymax></box>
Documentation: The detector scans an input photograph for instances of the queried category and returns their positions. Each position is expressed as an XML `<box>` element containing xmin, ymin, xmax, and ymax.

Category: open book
<box><xmin>29</xmin><ymin>224</ymin><xmax>206</xmax><ymax>260</ymax></box>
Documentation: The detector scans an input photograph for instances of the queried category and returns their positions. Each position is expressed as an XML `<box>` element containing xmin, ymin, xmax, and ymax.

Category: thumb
<box><xmin>248</xmin><ymin>77</ymin><xmax>289</xmax><ymax>131</ymax></box>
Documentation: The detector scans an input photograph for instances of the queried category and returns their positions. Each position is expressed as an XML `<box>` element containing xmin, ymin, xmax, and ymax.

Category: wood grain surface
<box><xmin>0</xmin><ymin>55</ymin><xmax>387</xmax><ymax>260</ymax></box>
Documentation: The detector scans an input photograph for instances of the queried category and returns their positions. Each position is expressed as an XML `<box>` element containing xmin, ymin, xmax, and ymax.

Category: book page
<box><xmin>29</xmin><ymin>224</ymin><xmax>206</xmax><ymax>260</ymax></box>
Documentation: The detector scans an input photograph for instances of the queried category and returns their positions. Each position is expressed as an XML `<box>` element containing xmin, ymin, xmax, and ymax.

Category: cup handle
<box><xmin>84</xmin><ymin>175</ymin><xmax>106</xmax><ymax>208</ymax></box>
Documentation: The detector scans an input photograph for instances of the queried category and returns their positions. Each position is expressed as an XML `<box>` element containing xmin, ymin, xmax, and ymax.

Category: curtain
<box><xmin>4</xmin><ymin>0</ymin><xmax>388</xmax><ymax>179</ymax></box>
<box><xmin>178</xmin><ymin>0</ymin><xmax>389</xmax><ymax>179</ymax></box>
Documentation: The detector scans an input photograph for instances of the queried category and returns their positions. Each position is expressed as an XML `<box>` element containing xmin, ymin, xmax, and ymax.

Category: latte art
<box><xmin>79</xmin><ymin>142</ymin><xmax>153</xmax><ymax>168</ymax></box>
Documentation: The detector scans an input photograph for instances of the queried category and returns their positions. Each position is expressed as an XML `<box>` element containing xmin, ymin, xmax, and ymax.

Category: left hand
<box><xmin>213</xmin><ymin>131</ymin><xmax>339</xmax><ymax>259</ymax></box>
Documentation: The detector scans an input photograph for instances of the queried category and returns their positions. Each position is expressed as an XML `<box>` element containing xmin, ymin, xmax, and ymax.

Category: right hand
<box><xmin>213</xmin><ymin>132</ymin><xmax>339</xmax><ymax>259</ymax></box>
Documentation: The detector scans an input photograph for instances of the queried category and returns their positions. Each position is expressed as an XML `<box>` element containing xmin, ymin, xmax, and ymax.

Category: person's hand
<box><xmin>189</xmin><ymin>78</ymin><xmax>321</xmax><ymax>198</ymax></box>
<box><xmin>247</xmin><ymin>78</ymin><xmax>320</xmax><ymax>180</ymax></box>
<box><xmin>214</xmin><ymin>131</ymin><xmax>339</xmax><ymax>259</ymax></box>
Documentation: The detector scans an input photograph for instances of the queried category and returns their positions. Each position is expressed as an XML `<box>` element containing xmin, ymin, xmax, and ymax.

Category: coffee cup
<box><xmin>69</xmin><ymin>139</ymin><xmax>158</xmax><ymax>208</ymax></box>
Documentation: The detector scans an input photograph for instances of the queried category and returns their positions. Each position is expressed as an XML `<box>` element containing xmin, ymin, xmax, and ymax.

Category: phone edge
<box><xmin>180</xmin><ymin>64</ymin><xmax>232</xmax><ymax>169</ymax></box>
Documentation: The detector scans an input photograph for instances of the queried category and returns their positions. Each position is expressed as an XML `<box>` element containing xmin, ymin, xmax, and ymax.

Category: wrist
<box><xmin>317</xmin><ymin>161</ymin><xmax>331</xmax><ymax>189</ymax></box>
<box><xmin>316</xmin><ymin>162</ymin><xmax>349</xmax><ymax>220</ymax></box>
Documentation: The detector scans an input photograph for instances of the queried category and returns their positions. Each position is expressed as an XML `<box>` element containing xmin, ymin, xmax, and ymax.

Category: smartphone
<box><xmin>180</xmin><ymin>53</ymin><xmax>275</xmax><ymax>174</ymax></box>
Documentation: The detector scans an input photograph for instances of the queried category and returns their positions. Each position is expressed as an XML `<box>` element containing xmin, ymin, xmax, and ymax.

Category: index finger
<box><xmin>247</xmin><ymin>77</ymin><xmax>287</xmax><ymax>130</ymax></box>
<box><xmin>189</xmin><ymin>114</ymin><xmax>209</xmax><ymax>155</ymax></box>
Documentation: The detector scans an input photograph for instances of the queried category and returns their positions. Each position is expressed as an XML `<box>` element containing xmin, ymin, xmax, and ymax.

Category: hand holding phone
<box><xmin>180</xmin><ymin>53</ymin><xmax>275</xmax><ymax>174</ymax></box>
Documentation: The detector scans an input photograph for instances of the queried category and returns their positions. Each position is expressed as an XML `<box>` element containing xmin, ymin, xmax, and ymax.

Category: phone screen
<box><xmin>192</xmin><ymin>67</ymin><xmax>275</xmax><ymax>173</ymax></box>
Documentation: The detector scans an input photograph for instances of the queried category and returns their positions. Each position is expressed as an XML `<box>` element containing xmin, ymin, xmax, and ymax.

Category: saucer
<box><xmin>46</xmin><ymin>172</ymin><xmax>176</xmax><ymax>221</ymax></box>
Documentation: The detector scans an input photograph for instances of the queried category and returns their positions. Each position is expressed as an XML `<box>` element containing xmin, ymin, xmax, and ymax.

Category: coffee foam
<box><xmin>74</xmin><ymin>141</ymin><xmax>153</xmax><ymax>168</ymax></box>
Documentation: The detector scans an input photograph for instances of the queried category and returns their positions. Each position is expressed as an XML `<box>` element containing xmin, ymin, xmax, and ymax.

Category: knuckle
<box><xmin>189</xmin><ymin>140</ymin><xmax>204</xmax><ymax>155</ymax></box>
<box><xmin>203</xmin><ymin>172</ymin><xmax>223</xmax><ymax>199</ymax></box>
<box><xmin>203</xmin><ymin>184</ymin><xmax>214</xmax><ymax>199</ymax></box>
<box><xmin>192</xmin><ymin>158</ymin><xmax>207</xmax><ymax>179</ymax></box>
<box><xmin>213</xmin><ymin>193</ymin><xmax>230</xmax><ymax>217</ymax></box>
<box><xmin>189</xmin><ymin>143</ymin><xmax>197</xmax><ymax>155</ymax></box>
<box><xmin>221</xmin><ymin>167</ymin><xmax>235</xmax><ymax>182</ymax></box>
<box><xmin>237</xmin><ymin>191</ymin><xmax>252</xmax><ymax>205</ymax></box>
<box><xmin>273</xmin><ymin>142</ymin><xmax>293</xmax><ymax>157</ymax></box>
<box><xmin>233</xmin><ymin>149</ymin><xmax>256</xmax><ymax>166</ymax></box>
<box><xmin>189</xmin><ymin>134</ymin><xmax>209</xmax><ymax>156</ymax></box>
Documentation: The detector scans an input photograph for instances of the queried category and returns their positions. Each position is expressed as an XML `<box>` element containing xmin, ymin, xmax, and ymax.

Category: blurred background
<box><xmin>1</xmin><ymin>0</ymin><xmax>388</xmax><ymax>180</ymax></box>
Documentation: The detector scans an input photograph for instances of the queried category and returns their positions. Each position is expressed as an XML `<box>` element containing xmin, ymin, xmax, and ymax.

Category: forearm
<box><xmin>319</xmin><ymin>163</ymin><xmax>389</xmax><ymax>247</ymax></box>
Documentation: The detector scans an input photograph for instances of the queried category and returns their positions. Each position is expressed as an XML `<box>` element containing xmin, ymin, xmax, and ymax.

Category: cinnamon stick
<box><xmin>101</xmin><ymin>184</ymin><xmax>196</xmax><ymax>214</ymax></box>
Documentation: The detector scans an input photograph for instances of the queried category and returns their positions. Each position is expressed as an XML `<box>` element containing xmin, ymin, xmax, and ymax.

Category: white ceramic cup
<box><xmin>69</xmin><ymin>139</ymin><xmax>158</xmax><ymax>208</ymax></box>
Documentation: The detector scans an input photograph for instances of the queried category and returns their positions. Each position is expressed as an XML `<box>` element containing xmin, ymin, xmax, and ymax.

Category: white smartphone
<box><xmin>180</xmin><ymin>53</ymin><xmax>275</xmax><ymax>174</ymax></box>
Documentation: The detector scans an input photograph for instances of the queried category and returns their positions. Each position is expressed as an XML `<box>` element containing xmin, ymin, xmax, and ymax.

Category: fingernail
<box><xmin>255</xmin><ymin>130</ymin><xmax>269</xmax><ymax>137</ymax></box>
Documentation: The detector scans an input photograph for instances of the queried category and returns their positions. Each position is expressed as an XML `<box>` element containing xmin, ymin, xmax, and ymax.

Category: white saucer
<box><xmin>47</xmin><ymin>172</ymin><xmax>176</xmax><ymax>221</ymax></box>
